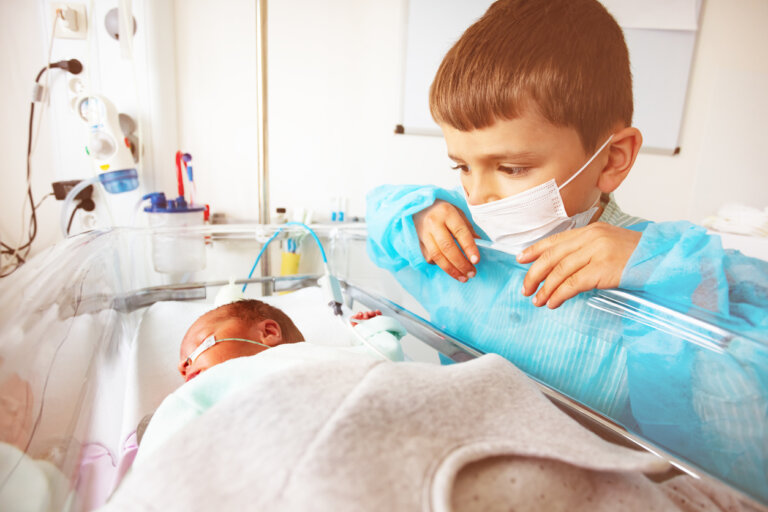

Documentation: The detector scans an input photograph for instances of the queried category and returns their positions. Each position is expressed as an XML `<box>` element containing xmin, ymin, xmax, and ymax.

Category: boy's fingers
<box><xmin>532</xmin><ymin>251</ymin><xmax>591</xmax><ymax>306</ymax></box>
<box><xmin>432</xmin><ymin>225</ymin><xmax>475</xmax><ymax>278</ymax></box>
<box><xmin>521</xmin><ymin>236</ymin><xmax>584</xmax><ymax>295</ymax></box>
<box><xmin>517</xmin><ymin>227</ymin><xmax>580</xmax><ymax>264</ymax></box>
<box><xmin>419</xmin><ymin>240</ymin><xmax>432</xmax><ymax>263</ymax></box>
<box><xmin>424</xmin><ymin>233</ymin><xmax>467</xmax><ymax>282</ymax></box>
<box><xmin>445</xmin><ymin>213</ymin><xmax>480</xmax><ymax>266</ymax></box>
<box><xmin>545</xmin><ymin>267</ymin><xmax>596</xmax><ymax>309</ymax></box>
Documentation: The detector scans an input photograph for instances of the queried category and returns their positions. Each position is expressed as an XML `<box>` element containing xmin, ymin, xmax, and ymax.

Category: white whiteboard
<box><xmin>398</xmin><ymin>0</ymin><xmax>702</xmax><ymax>155</ymax></box>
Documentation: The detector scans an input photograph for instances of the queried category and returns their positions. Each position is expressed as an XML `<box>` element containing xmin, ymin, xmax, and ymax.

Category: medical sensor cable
<box><xmin>242</xmin><ymin>222</ymin><xmax>392</xmax><ymax>359</ymax></box>
<box><xmin>243</xmin><ymin>222</ymin><xmax>329</xmax><ymax>292</ymax></box>
<box><xmin>242</xmin><ymin>222</ymin><xmax>344</xmax><ymax>316</ymax></box>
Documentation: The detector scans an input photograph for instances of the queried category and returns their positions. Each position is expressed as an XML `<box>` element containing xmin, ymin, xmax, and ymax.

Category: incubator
<box><xmin>0</xmin><ymin>224</ymin><xmax>765</xmax><ymax>510</ymax></box>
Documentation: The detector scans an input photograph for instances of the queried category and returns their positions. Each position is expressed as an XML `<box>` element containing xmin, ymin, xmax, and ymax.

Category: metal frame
<box><xmin>255</xmin><ymin>0</ymin><xmax>271</xmax><ymax>291</ymax></box>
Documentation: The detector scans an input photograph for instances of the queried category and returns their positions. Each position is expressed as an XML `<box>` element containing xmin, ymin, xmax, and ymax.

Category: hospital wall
<box><xmin>176</xmin><ymin>0</ymin><xmax>768</xmax><ymax>226</ymax></box>
<box><xmin>0</xmin><ymin>0</ymin><xmax>179</xmax><ymax>259</ymax></box>
<box><xmin>178</xmin><ymin>0</ymin><xmax>767</xmax><ymax>225</ymax></box>
<box><xmin>1</xmin><ymin>0</ymin><xmax>766</xmax><ymax>262</ymax></box>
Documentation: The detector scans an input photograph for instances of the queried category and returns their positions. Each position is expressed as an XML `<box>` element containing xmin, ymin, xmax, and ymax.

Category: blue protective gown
<box><xmin>366</xmin><ymin>184</ymin><xmax>768</xmax><ymax>503</ymax></box>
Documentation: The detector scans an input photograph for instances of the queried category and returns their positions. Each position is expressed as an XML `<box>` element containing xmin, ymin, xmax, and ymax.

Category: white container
<box><xmin>145</xmin><ymin>197</ymin><xmax>206</xmax><ymax>273</ymax></box>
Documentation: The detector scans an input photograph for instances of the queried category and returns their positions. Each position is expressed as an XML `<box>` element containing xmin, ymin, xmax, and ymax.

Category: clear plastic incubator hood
<box><xmin>0</xmin><ymin>224</ymin><xmax>765</xmax><ymax>510</ymax></box>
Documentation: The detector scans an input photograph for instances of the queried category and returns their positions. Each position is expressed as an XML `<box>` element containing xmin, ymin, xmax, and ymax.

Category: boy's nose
<box><xmin>464</xmin><ymin>175</ymin><xmax>501</xmax><ymax>205</ymax></box>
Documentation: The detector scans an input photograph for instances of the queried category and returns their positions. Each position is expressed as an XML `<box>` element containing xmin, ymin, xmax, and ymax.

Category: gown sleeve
<box><xmin>365</xmin><ymin>184</ymin><xmax>479</xmax><ymax>272</ymax></box>
<box><xmin>620</xmin><ymin>221</ymin><xmax>768</xmax><ymax>498</ymax></box>
<box><xmin>620</xmin><ymin>220</ymin><xmax>768</xmax><ymax>335</ymax></box>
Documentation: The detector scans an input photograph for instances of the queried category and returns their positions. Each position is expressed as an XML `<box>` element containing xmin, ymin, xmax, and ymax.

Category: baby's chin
<box><xmin>184</xmin><ymin>368</ymin><xmax>203</xmax><ymax>382</ymax></box>
<box><xmin>183</xmin><ymin>351</ymin><xmax>265</xmax><ymax>382</ymax></box>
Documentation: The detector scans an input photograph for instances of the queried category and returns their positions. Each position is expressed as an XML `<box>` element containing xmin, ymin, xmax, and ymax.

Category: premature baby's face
<box><xmin>178</xmin><ymin>312</ymin><xmax>281</xmax><ymax>382</ymax></box>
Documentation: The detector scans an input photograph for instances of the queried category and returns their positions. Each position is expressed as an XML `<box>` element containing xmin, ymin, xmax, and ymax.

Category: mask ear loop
<box><xmin>558</xmin><ymin>134</ymin><xmax>614</xmax><ymax>191</ymax></box>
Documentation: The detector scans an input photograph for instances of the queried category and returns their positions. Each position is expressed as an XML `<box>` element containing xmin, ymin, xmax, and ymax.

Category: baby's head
<box><xmin>430</xmin><ymin>0</ymin><xmax>641</xmax><ymax>213</ymax></box>
<box><xmin>178</xmin><ymin>300</ymin><xmax>304</xmax><ymax>381</ymax></box>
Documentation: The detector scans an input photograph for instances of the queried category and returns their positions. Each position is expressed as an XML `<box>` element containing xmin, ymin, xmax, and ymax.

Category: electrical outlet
<box><xmin>52</xmin><ymin>180</ymin><xmax>93</xmax><ymax>201</ymax></box>
<box><xmin>51</xmin><ymin>3</ymin><xmax>87</xmax><ymax>39</ymax></box>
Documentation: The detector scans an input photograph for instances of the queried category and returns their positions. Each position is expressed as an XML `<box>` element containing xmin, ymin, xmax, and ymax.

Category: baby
<box><xmin>136</xmin><ymin>300</ymin><xmax>397</xmax><ymax>463</ymax></box>
<box><xmin>176</xmin><ymin>300</ymin><xmax>391</xmax><ymax>382</ymax></box>
<box><xmin>177</xmin><ymin>299</ymin><xmax>306</xmax><ymax>382</ymax></box>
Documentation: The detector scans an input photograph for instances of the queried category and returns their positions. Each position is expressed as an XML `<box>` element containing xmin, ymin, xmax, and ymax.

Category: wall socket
<box><xmin>51</xmin><ymin>3</ymin><xmax>88</xmax><ymax>40</ymax></box>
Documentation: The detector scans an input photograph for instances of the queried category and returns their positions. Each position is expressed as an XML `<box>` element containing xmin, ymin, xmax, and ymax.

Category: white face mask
<box><xmin>465</xmin><ymin>135</ymin><xmax>613</xmax><ymax>255</ymax></box>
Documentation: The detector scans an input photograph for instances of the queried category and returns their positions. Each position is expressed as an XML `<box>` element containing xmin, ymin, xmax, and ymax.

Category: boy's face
<box><xmin>178</xmin><ymin>311</ymin><xmax>283</xmax><ymax>382</ymax></box>
<box><xmin>441</xmin><ymin>109</ymin><xmax>610</xmax><ymax>217</ymax></box>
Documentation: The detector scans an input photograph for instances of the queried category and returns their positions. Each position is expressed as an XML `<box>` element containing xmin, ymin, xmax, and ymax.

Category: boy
<box><xmin>367</xmin><ymin>0</ymin><xmax>767</xmax><ymax>502</ymax></box>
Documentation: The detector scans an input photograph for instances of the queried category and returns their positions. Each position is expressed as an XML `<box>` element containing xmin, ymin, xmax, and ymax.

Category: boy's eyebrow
<box><xmin>447</xmin><ymin>150</ymin><xmax>541</xmax><ymax>162</ymax></box>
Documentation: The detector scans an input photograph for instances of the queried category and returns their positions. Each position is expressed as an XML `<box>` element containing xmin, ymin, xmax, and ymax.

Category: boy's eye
<box><xmin>498</xmin><ymin>166</ymin><xmax>528</xmax><ymax>177</ymax></box>
<box><xmin>450</xmin><ymin>164</ymin><xmax>470</xmax><ymax>173</ymax></box>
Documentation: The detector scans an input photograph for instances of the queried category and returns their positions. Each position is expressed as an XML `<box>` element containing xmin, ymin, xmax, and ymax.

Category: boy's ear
<box><xmin>257</xmin><ymin>319</ymin><xmax>284</xmax><ymax>346</ymax></box>
<box><xmin>597</xmin><ymin>127</ymin><xmax>642</xmax><ymax>193</ymax></box>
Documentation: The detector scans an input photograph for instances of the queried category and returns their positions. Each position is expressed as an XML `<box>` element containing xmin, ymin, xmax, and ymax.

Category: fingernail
<box><xmin>532</xmin><ymin>296</ymin><xmax>538</xmax><ymax>305</ymax></box>
<box><xmin>468</xmin><ymin>271</ymin><xmax>476</xmax><ymax>278</ymax></box>
<box><xmin>470</xmin><ymin>255</ymin><xmax>479</xmax><ymax>264</ymax></box>
<box><xmin>521</xmin><ymin>285</ymin><xmax>527</xmax><ymax>295</ymax></box>
<box><xmin>458</xmin><ymin>276</ymin><xmax>467</xmax><ymax>283</ymax></box>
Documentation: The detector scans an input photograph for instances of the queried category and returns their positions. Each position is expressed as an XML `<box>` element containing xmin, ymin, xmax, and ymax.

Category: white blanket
<box><xmin>104</xmin><ymin>346</ymin><xmax>745</xmax><ymax>511</ymax></box>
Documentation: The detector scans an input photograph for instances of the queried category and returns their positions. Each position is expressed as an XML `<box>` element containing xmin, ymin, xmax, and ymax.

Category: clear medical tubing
<box><xmin>61</xmin><ymin>175</ymin><xmax>100</xmax><ymax>236</ymax></box>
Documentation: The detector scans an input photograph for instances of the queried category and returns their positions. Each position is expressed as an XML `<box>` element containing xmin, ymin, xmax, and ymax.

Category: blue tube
<box><xmin>243</xmin><ymin>230</ymin><xmax>282</xmax><ymax>292</ymax></box>
<box><xmin>286</xmin><ymin>221</ymin><xmax>327</xmax><ymax>263</ymax></box>
<box><xmin>242</xmin><ymin>222</ymin><xmax>327</xmax><ymax>292</ymax></box>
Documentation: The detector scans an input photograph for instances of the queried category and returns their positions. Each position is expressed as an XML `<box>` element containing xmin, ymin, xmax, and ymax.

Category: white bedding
<box><xmin>104</xmin><ymin>349</ymin><xmax>745</xmax><ymax>512</ymax></box>
<box><xmin>1</xmin><ymin>286</ymin><xmax>358</xmax><ymax>510</ymax></box>
<box><xmin>119</xmin><ymin>286</ymin><xmax>358</xmax><ymax>442</ymax></box>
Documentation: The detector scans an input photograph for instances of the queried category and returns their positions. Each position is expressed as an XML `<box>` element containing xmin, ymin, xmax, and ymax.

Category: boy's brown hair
<box><xmin>429</xmin><ymin>0</ymin><xmax>632</xmax><ymax>152</ymax></box>
<box><xmin>212</xmin><ymin>299</ymin><xmax>305</xmax><ymax>343</ymax></box>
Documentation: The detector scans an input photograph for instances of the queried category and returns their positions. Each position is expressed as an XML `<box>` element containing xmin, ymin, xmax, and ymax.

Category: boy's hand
<box><xmin>517</xmin><ymin>222</ymin><xmax>641</xmax><ymax>309</ymax></box>
<box><xmin>413</xmin><ymin>200</ymin><xmax>480</xmax><ymax>282</ymax></box>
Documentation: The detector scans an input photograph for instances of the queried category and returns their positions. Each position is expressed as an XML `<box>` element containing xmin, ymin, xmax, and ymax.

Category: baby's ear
<box><xmin>258</xmin><ymin>319</ymin><xmax>284</xmax><ymax>346</ymax></box>
<box><xmin>597</xmin><ymin>127</ymin><xmax>642</xmax><ymax>193</ymax></box>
